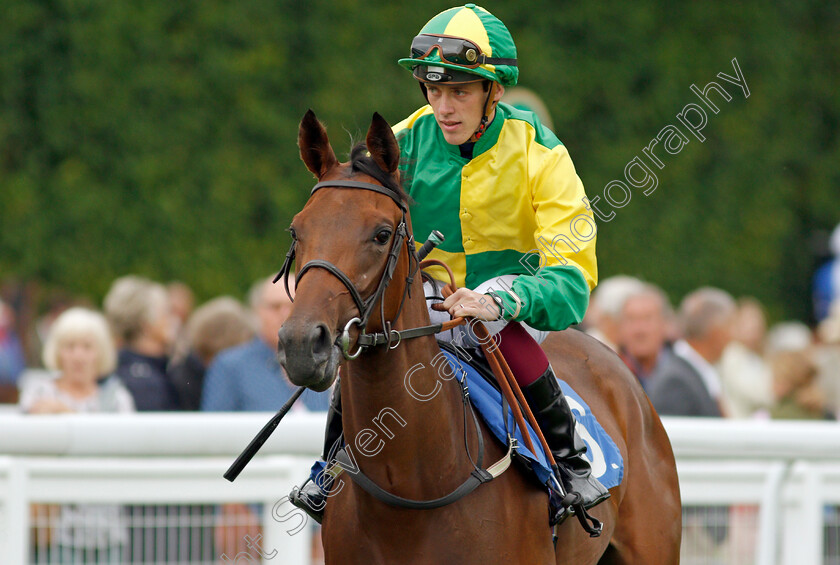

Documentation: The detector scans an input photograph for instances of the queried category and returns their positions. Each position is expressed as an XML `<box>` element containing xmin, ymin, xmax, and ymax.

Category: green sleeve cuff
<box><xmin>509</xmin><ymin>266</ymin><xmax>591</xmax><ymax>331</ymax></box>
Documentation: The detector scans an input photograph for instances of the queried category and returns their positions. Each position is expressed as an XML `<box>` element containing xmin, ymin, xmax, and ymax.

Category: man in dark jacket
<box><xmin>647</xmin><ymin>287</ymin><xmax>735</xmax><ymax>418</ymax></box>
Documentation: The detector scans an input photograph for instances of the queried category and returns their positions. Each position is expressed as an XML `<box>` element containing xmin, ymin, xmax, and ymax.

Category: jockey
<box><xmin>290</xmin><ymin>3</ymin><xmax>609</xmax><ymax>526</ymax></box>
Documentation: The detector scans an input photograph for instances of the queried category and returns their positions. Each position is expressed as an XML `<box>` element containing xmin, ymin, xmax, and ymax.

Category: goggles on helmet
<box><xmin>409</xmin><ymin>34</ymin><xmax>517</xmax><ymax>69</ymax></box>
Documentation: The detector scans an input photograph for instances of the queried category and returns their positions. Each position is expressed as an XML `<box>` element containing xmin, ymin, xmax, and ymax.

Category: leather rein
<box><xmin>274</xmin><ymin>178</ymin><xmax>518</xmax><ymax>510</ymax></box>
<box><xmin>254</xmin><ymin>175</ymin><xmax>602</xmax><ymax>536</ymax></box>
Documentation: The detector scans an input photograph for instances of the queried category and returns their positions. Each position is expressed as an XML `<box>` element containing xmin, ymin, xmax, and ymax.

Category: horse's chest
<box><xmin>322</xmin><ymin>491</ymin><xmax>554</xmax><ymax>565</ymax></box>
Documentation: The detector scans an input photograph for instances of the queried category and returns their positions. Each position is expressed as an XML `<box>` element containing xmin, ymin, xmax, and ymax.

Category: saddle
<box><xmin>437</xmin><ymin>340</ymin><xmax>625</xmax><ymax>504</ymax></box>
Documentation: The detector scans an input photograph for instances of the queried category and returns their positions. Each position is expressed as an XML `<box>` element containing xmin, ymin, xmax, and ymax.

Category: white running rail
<box><xmin>1</xmin><ymin>414</ymin><xmax>839</xmax><ymax>565</ymax></box>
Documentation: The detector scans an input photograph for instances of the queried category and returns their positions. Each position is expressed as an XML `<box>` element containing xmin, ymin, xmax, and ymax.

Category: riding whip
<box><xmin>417</xmin><ymin>230</ymin><xmax>445</xmax><ymax>261</ymax></box>
<box><xmin>226</xmin><ymin>230</ymin><xmax>445</xmax><ymax>482</ymax></box>
<box><xmin>224</xmin><ymin>386</ymin><xmax>305</xmax><ymax>482</ymax></box>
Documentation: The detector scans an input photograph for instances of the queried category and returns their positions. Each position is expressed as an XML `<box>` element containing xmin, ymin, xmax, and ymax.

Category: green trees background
<box><xmin>1</xmin><ymin>0</ymin><xmax>837</xmax><ymax>322</ymax></box>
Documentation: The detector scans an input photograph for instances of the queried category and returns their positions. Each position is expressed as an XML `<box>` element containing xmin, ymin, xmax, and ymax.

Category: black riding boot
<box><xmin>289</xmin><ymin>384</ymin><xmax>343</xmax><ymax>524</ymax></box>
<box><xmin>523</xmin><ymin>366</ymin><xmax>610</xmax><ymax>515</ymax></box>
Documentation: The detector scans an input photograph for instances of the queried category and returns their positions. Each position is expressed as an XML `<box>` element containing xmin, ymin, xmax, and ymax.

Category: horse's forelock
<box><xmin>346</xmin><ymin>143</ymin><xmax>409</xmax><ymax>206</ymax></box>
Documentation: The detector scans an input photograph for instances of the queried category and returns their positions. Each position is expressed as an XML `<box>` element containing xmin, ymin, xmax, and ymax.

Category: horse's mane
<box><xmin>346</xmin><ymin>143</ymin><xmax>411</xmax><ymax>206</ymax></box>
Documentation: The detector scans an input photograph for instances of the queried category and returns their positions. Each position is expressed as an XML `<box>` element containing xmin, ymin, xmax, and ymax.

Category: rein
<box><xmin>270</xmin><ymin>177</ymin><xmax>571</xmax><ymax>518</ymax></box>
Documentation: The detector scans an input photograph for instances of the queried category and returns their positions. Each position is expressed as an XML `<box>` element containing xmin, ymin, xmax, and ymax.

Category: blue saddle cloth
<box><xmin>440</xmin><ymin>348</ymin><xmax>624</xmax><ymax>491</ymax></box>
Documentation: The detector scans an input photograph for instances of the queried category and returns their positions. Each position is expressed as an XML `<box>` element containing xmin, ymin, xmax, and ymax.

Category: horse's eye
<box><xmin>287</xmin><ymin>227</ymin><xmax>298</xmax><ymax>240</ymax></box>
<box><xmin>374</xmin><ymin>229</ymin><xmax>392</xmax><ymax>245</ymax></box>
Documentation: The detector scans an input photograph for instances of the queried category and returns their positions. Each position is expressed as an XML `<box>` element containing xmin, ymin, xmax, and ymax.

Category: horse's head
<box><xmin>276</xmin><ymin>110</ymin><xmax>415</xmax><ymax>391</ymax></box>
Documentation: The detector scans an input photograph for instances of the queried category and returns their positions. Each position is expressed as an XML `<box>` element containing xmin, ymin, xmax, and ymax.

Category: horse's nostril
<box><xmin>277</xmin><ymin>327</ymin><xmax>289</xmax><ymax>349</ymax></box>
<box><xmin>310</xmin><ymin>323</ymin><xmax>332</xmax><ymax>357</ymax></box>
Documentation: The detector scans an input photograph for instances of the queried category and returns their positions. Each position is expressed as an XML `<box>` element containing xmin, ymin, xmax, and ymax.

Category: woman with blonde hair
<box><xmin>20</xmin><ymin>307</ymin><xmax>133</xmax><ymax>414</ymax></box>
<box><xmin>20</xmin><ymin>307</ymin><xmax>132</xmax><ymax>564</ymax></box>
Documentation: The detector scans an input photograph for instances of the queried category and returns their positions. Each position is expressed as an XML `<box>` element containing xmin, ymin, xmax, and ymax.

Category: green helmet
<box><xmin>398</xmin><ymin>4</ymin><xmax>519</xmax><ymax>87</ymax></box>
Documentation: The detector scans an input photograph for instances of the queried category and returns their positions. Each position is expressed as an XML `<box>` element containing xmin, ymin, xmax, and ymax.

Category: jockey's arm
<box><xmin>455</xmin><ymin>143</ymin><xmax>597</xmax><ymax>331</ymax></box>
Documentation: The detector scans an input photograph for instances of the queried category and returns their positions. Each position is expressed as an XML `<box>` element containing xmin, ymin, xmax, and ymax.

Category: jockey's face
<box><xmin>425</xmin><ymin>81</ymin><xmax>504</xmax><ymax>145</ymax></box>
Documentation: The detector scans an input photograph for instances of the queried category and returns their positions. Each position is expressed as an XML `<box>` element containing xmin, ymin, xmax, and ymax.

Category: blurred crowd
<box><xmin>1</xmin><ymin>244</ymin><xmax>838</xmax><ymax>561</ymax></box>
<box><xmin>582</xmin><ymin>273</ymin><xmax>840</xmax><ymax>421</ymax></box>
<box><xmin>2</xmin><ymin>263</ymin><xmax>839</xmax><ymax>422</ymax></box>
<box><xmin>2</xmin><ymin>274</ymin><xmax>331</xmax><ymax>562</ymax></box>
<box><xmin>1</xmin><ymin>274</ymin><xmax>330</xmax><ymax>417</ymax></box>
<box><xmin>1</xmin><ymin>225</ymin><xmax>839</xmax><ymax>424</ymax></box>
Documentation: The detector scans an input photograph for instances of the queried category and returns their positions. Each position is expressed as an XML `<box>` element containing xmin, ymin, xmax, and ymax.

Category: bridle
<box><xmin>272</xmin><ymin>175</ymin><xmax>515</xmax><ymax>510</ymax></box>
<box><xmin>273</xmin><ymin>179</ymin><xmax>419</xmax><ymax>359</ymax></box>
<box><xmin>272</xmin><ymin>176</ymin><xmax>520</xmax><ymax>511</ymax></box>
<box><xmin>270</xmin><ymin>174</ymin><xmax>601</xmax><ymax>533</ymax></box>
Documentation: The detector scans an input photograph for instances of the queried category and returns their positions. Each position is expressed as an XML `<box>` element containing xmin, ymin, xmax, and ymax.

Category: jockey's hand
<box><xmin>433</xmin><ymin>287</ymin><xmax>502</xmax><ymax>321</ymax></box>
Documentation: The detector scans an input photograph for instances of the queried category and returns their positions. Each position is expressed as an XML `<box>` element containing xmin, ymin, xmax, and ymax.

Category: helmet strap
<box><xmin>473</xmin><ymin>81</ymin><xmax>497</xmax><ymax>141</ymax></box>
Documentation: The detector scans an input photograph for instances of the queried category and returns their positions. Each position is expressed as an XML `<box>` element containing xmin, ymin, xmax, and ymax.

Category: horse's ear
<box><xmin>299</xmin><ymin>109</ymin><xmax>338</xmax><ymax>179</ymax></box>
<box><xmin>365</xmin><ymin>112</ymin><xmax>400</xmax><ymax>175</ymax></box>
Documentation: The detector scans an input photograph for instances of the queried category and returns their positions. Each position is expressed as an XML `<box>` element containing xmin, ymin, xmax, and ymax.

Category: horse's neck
<box><xmin>340</xmin><ymin>279</ymin><xmax>470</xmax><ymax>492</ymax></box>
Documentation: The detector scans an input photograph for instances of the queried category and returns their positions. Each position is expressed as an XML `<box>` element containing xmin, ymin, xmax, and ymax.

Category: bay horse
<box><xmin>277</xmin><ymin>110</ymin><xmax>682</xmax><ymax>564</ymax></box>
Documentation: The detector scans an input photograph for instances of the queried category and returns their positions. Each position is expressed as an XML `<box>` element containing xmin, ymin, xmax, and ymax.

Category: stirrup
<box><xmin>562</xmin><ymin>492</ymin><xmax>603</xmax><ymax>538</ymax></box>
<box><xmin>557</xmin><ymin>465</ymin><xmax>610</xmax><ymax>511</ymax></box>
<box><xmin>548</xmin><ymin>466</ymin><xmax>605</xmax><ymax>537</ymax></box>
<box><xmin>289</xmin><ymin>478</ymin><xmax>327</xmax><ymax>525</ymax></box>
<box><xmin>549</xmin><ymin>502</ymin><xmax>571</xmax><ymax>528</ymax></box>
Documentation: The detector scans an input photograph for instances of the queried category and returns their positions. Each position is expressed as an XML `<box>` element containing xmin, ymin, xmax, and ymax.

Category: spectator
<box><xmin>617</xmin><ymin>283</ymin><xmax>674</xmax><ymax>390</ymax></box>
<box><xmin>200</xmin><ymin>276</ymin><xmax>329</xmax><ymax>412</ymax></box>
<box><xmin>168</xmin><ymin>296</ymin><xmax>256</xmax><ymax>410</ymax></box>
<box><xmin>815</xmin><ymin>300</ymin><xmax>840</xmax><ymax>418</ymax></box>
<box><xmin>769</xmin><ymin>350</ymin><xmax>831</xmax><ymax>420</ymax></box>
<box><xmin>766</xmin><ymin>321</ymin><xmax>813</xmax><ymax>355</ymax></box>
<box><xmin>20</xmin><ymin>307</ymin><xmax>132</xmax><ymax>562</ymax></box>
<box><xmin>718</xmin><ymin>298</ymin><xmax>774</xmax><ymax>419</ymax></box>
<box><xmin>583</xmin><ymin>275</ymin><xmax>644</xmax><ymax>351</ymax></box>
<box><xmin>813</xmin><ymin>223</ymin><xmax>840</xmax><ymax>323</ymax></box>
<box><xmin>0</xmin><ymin>298</ymin><xmax>26</xmax><ymax>403</ymax></box>
<box><xmin>103</xmin><ymin>276</ymin><xmax>180</xmax><ymax>411</ymax></box>
<box><xmin>167</xmin><ymin>281</ymin><xmax>195</xmax><ymax>359</ymax></box>
<box><xmin>201</xmin><ymin>278</ymin><xmax>328</xmax><ymax>558</ymax></box>
<box><xmin>167</xmin><ymin>281</ymin><xmax>195</xmax><ymax>331</ymax></box>
<box><xmin>20</xmin><ymin>307</ymin><xmax>133</xmax><ymax>413</ymax></box>
<box><xmin>647</xmin><ymin>287</ymin><xmax>736</xmax><ymax>417</ymax></box>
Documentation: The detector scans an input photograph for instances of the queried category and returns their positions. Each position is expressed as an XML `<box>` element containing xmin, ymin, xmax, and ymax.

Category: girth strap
<box><xmin>333</xmin><ymin>437</ymin><xmax>515</xmax><ymax>510</ymax></box>
<box><xmin>330</xmin><ymin>364</ymin><xmax>518</xmax><ymax>511</ymax></box>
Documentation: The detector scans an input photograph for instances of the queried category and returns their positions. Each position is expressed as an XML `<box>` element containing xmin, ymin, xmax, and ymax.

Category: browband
<box><xmin>311</xmin><ymin>180</ymin><xmax>406</xmax><ymax>211</ymax></box>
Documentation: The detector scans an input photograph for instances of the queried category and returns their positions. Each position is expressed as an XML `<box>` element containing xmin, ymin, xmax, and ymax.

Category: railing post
<box><xmin>755</xmin><ymin>462</ymin><xmax>788</xmax><ymax>565</ymax></box>
<box><xmin>782</xmin><ymin>462</ymin><xmax>824</xmax><ymax>565</ymax></box>
<box><xmin>261</xmin><ymin>458</ymin><xmax>313</xmax><ymax>564</ymax></box>
<box><xmin>0</xmin><ymin>458</ymin><xmax>29</xmax><ymax>565</ymax></box>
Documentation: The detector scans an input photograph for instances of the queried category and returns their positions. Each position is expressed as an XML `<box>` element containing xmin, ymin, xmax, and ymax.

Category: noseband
<box><xmin>273</xmin><ymin>179</ymin><xmax>418</xmax><ymax>359</ymax></box>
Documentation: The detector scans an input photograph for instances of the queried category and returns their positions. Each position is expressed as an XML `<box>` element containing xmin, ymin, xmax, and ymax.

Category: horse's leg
<box><xmin>597</xmin><ymin>400</ymin><xmax>682</xmax><ymax>564</ymax></box>
<box><xmin>541</xmin><ymin>330</ymin><xmax>682</xmax><ymax>565</ymax></box>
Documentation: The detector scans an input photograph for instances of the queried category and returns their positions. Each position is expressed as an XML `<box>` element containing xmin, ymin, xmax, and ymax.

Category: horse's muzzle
<box><xmin>277</xmin><ymin>322</ymin><xmax>341</xmax><ymax>392</ymax></box>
